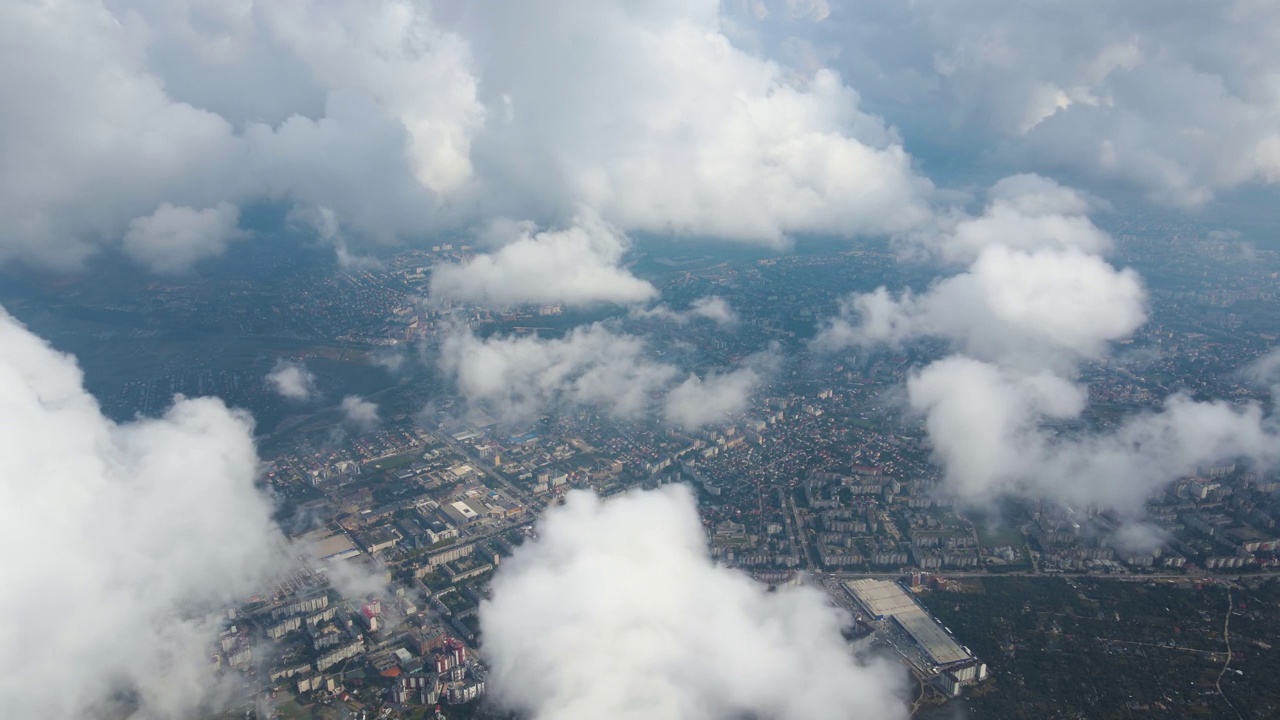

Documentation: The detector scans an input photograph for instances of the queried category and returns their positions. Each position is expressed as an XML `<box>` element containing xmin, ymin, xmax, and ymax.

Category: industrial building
<box><xmin>843</xmin><ymin>579</ymin><xmax>987</xmax><ymax>695</ymax></box>
<box><xmin>306</xmin><ymin>531</ymin><xmax>362</xmax><ymax>562</ymax></box>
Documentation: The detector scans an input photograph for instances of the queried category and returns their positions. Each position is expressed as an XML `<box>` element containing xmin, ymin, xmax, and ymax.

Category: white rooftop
<box><xmin>845</xmin><ymin>579</ymin><xmax>971</xmax><ymax>666</ymax></box>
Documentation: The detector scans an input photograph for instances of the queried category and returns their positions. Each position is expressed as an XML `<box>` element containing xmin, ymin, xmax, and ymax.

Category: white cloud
<box><xmin>0</xmin><ymin>0</ymin><xmax>242</xmax><ymax>270</ymax></box>
<box><xmin>0</xmin><ymin>0</ymin><xmax>478</xmax><ymax>271</ymax></box>
<box><xmin>266</xmin><ymin>359</ymin><xmax>317</xmax><ymax>401</ymax></box>
<box><xmin>633</xmin><ymin>296</ymin><xmax>741</xmax><ymax>327</ymax></box>
<box><xmin>341</xmin><ymin>395</ymin><xmax>380</xmax><ymax>429</ymax></box>
<box><xmin>250</xmin><ymin>0</ymin><xmax>483</xmax><ymax>197</ymax></box>
<box><xmin>821</xmin><ymin>245</ymin><xmax>1146</xmax><ymax>370</ymax></box>
<box><xmin>909</xmin><ymin>357</ymin><xmax>1280</xmax><ymax>515</ymax></box>
<box><xmin>662</xmin><ymin>368</ymin><xmax>760</xmax><ymax>429</ymax></box>
<box><xmin>431</xmin><ymin>212</ymin><xmax>657</xmax><ymax>307</ymax></box>
<box><xmin>9</xmin><ymin>0</ymin><xmax>1280</xmax><ymax>278</ymax></box>
<box><xmin>438</xmin><ymin>324</ymin><xmax>766</xmax><ymax>428</ymax></box>
<box><xmin>122</xmin><ymin>202</ymin><xmax>242</xmax><ymax>274</ymax></box>
<box><xmin>663</xmin><ymin>351</ymin><xmax>777</xmax><ymax>429</ymax></box>
<box><xmin>906</xmin><ymin>356</ymin><xmax>1087</xmax><ymax>502</ymax></box>
<box><xmin>819</xmin><ymin>174</ymin><xmax>1279</xmax><ymax>520</ymax></box>
<box><xmin>0</xmin><ymin>307</ymin><xmax>286</xmax><ymax>719</ymax></box>
<box><xmin>333</xmin><ymin>240</ymin><xmax>385</xmax><ymax>272</ymax></box>
<box><xmin>1244</xmin><ymin>347</ymin><xmax>1280</xmax><ymax>391</ymax></box>
<box><xmin>480</xmin><ymin>485</ymin><xmax>908</xmax><ymax>720</ymax></box>
<box><xmin>780</xmin><ymin>1</ymin><xmax>1280</xmax><ymax>204</ymax></box>
<box><xmin>439</xmin><ymin>324</ymin><xmax>679</xmax><ymax>424</ymax></box>
<box><xmin>939</xmin><ymin>174</ymin><xmax>1112</xmax><ymax>263</ymax></box>
<box><xmin>371</xmin><ymin>350</ymin><xmax>408</xmax><ymax>373</ymax></box>
<box><xmin>460</xmin><ymin>0</ymin><xmax>935</xmax><ymax>242</ymax></box>
<box><xmin>818</xmin><ymin>176</ymin><xmax>1146</xmax><ymax>370</ymax></box>
<box><xmin>2</xmin><ymin>0</ymin><xmax>938</xmax><ymax>276</ymax></box>
<box><xmin>688</xmin><ymin>296</ymin><xmax>741</xmax><ymax>326</ymax></box>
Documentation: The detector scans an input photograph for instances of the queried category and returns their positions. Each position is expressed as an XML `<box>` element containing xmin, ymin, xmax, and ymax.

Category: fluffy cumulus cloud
<box><xmin>0</xmin><ymin>307</ymin><xmax>286</xmax><ymax>719</ymax></box>
<box><xmin>633</xmin><ymin>296</ymin><xmax>741</xmax><ymax>327</ymax></box>
<box><xmin>446</xmin><ymin>0</ymin><xmax>936</xmax><ymax>242</ymax></box>
<box><xmin>818</xmin><ymin>176</ymin><xmax>1146</xmax><ymax>369</ymax></box>
<box><xmin>1244</xmin><ymin>347</ymin><xmax>1280</xmax><ymax>391</ymax></box>
<box><xmin>430</xmin><ymin>212</ymin><xmax>657</xmax><ymax>307</ymax></box>
<box><xmin>246</xmin><ymin>0</ymin><xmax>482</xmax><ymax>196</ymax></box>
<box><xmin>910</xmin><ymin>357</ymin><xmax>1280</xmax><ymax>514</ymax></box>
<box><xmin>663</xmin><ymin>351</ymin><xmax>778</xmax><ymax>428</ymax></box>
<box><xmin>3</xmin><ymin>0</ymin><xmax>937</xmax><ymax>274</ymax></box>
<box><xmin>0</xmin><ymin>0</ymin><xmax>479</xmax><ymax>271</ymax></box>
<box><xmin>439</xmin><ymin>324</ymin><xmax>676</xmax><ymax>423</ymax></box>
<box><xmin>438</xmin><ymin>324</ymin><xmax>767</xmax><ymax>428</ymax></box>
<box><xmin>936</xmin><ymin>174</ymin><xmax>1113</xmax><ymax>264</ymax></box>
<box><xmin>11</xmin><ymin>0</ymin><xmax>1280</xmax><ymax>276</ymax></box>
<box><xmin>820</xmin><ymin>246</ymin><xmax>1146</xmax><ymax>370</ymax></box>
<box><xmin>686</xmin><ymin>296</ymin><xmax>741</xmax><ymax>326</ymax></box>
<box><xmin>818</xmin><ymin>175</ymin><xmax>1280</xmax><ymax>520</ymax></box>
<box><xmin>767</xmin><ymin>1</ymin><xmax>1280</xmax><ymax>204</ymax></box>
<box><xmin>341</xmin><ymin>394</ymin><xmax>380</xmax><ymax>429</ymax></box>
<box><xmin>266</xmin><ymin>358</ymin><xmax>317</xmax><ymax>401</ymax></box>
<box><xmin>907</xmin><ymin>357</ymin><xmax>1087</xmax><ymax>500</ymax></box>
<box><xmin>481</xmin><ymin>485</ymin><xmax>908</xmax><ymax>720</ymax></box>
<box><xmin>662</xmin><ymin>368</ymin><xmax>761</xmax><ymax>429</ymax></box>
<box><xmin>1</xmin><ymin>0</ymin><xmax>238</xmax><ymax>269</ymax></box>
<box><xmin>122</xmin><ymin>202</ymin><xmax>243</xmax><ymax>274</ymax></box>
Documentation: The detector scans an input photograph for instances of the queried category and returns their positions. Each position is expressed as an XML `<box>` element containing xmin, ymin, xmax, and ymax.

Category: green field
<box><xmin>373</xmin><ymin>451</ymin><xmax>421</xmax><ymax>471</ymax></box>
<box><xmin>973</xmin><ymin>522</ymin><xmax>1025</xmax><ymax>550</ymax></box>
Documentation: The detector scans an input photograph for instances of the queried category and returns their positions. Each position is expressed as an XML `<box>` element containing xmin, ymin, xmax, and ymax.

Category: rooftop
<box><xmin>845</xmin><ymin>579</ymin><xmax>971</xmax><ymax>667</ymax></box>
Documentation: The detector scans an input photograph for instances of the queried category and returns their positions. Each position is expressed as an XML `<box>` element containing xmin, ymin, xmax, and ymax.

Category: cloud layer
<box><xmin>632</xmin><ymin>296</ymin><xmax>741</xmax><ymax>328</ymax></box>
<box><xmin>663</xmin><ymin>354</ymin><xmax>777</xmax><ymax>429</ymax></box>
<box><xmin>266</xmin><ymin>358</ymin><xmax>317</xmax><ymax>401</ymax></box>
<box><xmin>9</xmin><ymin>1</ymin><xmax>1280</xmax><ymax>275</ymax></box>
<box><xmin>754</xmin><ymin>1</ymin><xmax>1280</xmax><ymax>204</ymax></box>
<box><xmin>818</xmin><ymin>176</ymin><xmax>1146</xmax><ymax>371</ymax></box>
<box><xmin>1</xmin><ymin>0</ymin><xmax>478</xmax><ymax>271</ymax></box>
<box><xmin>480</xmin><ymin>485</ymin><xmax>908</xmax><ymax>720</ymax></box>
<box><xmin>2</xmin><ymin>0</ymin><xmax>939</xmax><ymax>273</ymax></box>
<box><xmin>122</xmin><ymin>202</ymin><xmax>242</xmax><ymax>274</ymax></box>
<box><xmin>438</xmin><ymin>323</ymin><xmax>768</xmax><ymax>428</ymax></box>
<box><xmin>341</xmin><ymin>394</ymin><xmax>381</xmax><ymax>429</ymax></box>
<box><xmin>459</xmin><ymin>0</ymin><xmax>933</xmax><ymax>243</ymax></box>
<box><xmin>818</xmin><ymin>175</ymin><xmax>1280</xmax><ymax>519</ymax></box>
<box><xmin>910</xmin><ymin>357</ymin><xmax>1280</xmax><ymax>512</ymax></box>
<box><xmin>431</xmin><ymin>212</ymin><xmax>657</xmax><ymax>307</ymax></box>
<box><xmin>0</xmin><ymin>307</ymin><xmax>286</xmax><ymax>719</ymax></box>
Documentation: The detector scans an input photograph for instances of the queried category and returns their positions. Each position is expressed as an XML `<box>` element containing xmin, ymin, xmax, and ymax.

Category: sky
<box><xmin>3</xmin><ymin>1</ymin><xmax>1280</xmax><ymax>718</ymax></box>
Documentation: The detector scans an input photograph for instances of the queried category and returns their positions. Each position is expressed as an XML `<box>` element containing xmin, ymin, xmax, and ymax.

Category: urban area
<box><xmin>7</xmin><ymin>210</ymin><xmax>1280</xmax><ymax>720</ymax></box>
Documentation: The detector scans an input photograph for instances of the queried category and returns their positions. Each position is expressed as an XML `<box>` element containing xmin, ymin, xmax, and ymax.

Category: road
<box><xmin>782</xmin><ymin>489</ymin><xmax>810</xmax><ymax>569</ymax></box>
<box><xmin>1215</xmin><ymin>586</ymin><xmax>1243</xmax><ymax>720</ymax></box>
<box><xmin>909</xmin><ymin>671</ymin><xmax>927</xmax><ymax>716</ymax></box>
<box><xmin>1098</xmin><ymin>637</ymin><xmax>1226</xmax><ymax>657</ymax></box>
<box><xmin>825</xmin><ymin>570</ymin><xmax>1280</xmax><ymax>582</ymax></box>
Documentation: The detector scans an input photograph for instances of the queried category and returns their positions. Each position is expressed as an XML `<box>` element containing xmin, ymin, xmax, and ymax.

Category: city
<box><xmin>5</xmin><ymin>3</ymin><xmax>1280</xmax><ymax>720</ymax></box>
<box><xmin>21</xmin><ymin>214</ymin><xmax>1262</xmax><ymax>718</ymax></box>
